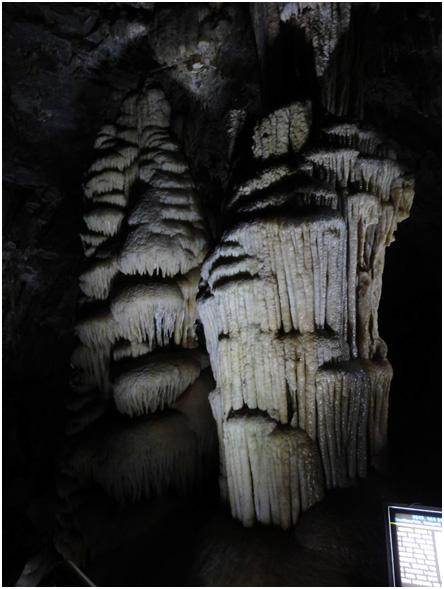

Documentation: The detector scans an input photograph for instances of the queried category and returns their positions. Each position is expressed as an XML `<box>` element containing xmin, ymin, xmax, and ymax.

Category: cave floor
<box><xmin>84</xmin><ymin>471</ymin><xmax>409</xmax><ymax>587</ymax></box>
<box><xmin>6</xmin><ymin>442</ymin><xmax>441</xmax><ymax>587</ymax></box>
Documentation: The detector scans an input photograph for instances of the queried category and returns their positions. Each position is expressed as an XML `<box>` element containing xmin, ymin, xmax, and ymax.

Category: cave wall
<box><xmin>3</xmin><ymin>2</ymin><xmax>441</xmax><ymax>581</ymax></box>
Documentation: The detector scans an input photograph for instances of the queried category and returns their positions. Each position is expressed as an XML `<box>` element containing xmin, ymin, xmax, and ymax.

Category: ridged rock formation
<box><xmin>249</xmin><ymin>3</ymin><xmax>379</xmax><ymax>118</ymax></box>
<box><xmin>55</xmin><ymin>82</ymin><xmax>215</xmax><ymax>560</ymax></box>
<box><xmin>198</xmin><ymin>106</ymin><xmax>414</xmax><ymax>529</ymax></box>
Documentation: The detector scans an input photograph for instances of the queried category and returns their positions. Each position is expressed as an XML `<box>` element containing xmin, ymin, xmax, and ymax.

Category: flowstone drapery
<box><xmin>198</xmin><ymin>105</ymin><xmax>414</xmax><ymax>529</ymax></box>
<box><xmin>56</xmin><ymin>83</ymin><xmax>215</xmax><ymax>559</ymax></box>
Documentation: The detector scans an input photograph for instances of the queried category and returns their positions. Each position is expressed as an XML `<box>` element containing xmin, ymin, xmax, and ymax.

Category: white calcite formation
<box><xmin>73</xmin><ymin>81</ymin><xmax>209</xmax><ymax>401</ymax></box>
<box><xmin>198</xmin><ymin>110</ymin><xmax>414</xmax><ymax>529</ymax></box>
<box><xmin>223</xmin><ymin>415</ymin><xmax>324</xmax><ymax>529</ymax></box>
<box><xmin>279</xmin><ymin>3</ymin><xmax>352</xmax><ymax>78</ymax></box>
<box><xmin>113</xmin><ymin>350</ymin><xmax>209</xmax><ymax>417</ymax></box>
<box><xmin>252</xmin><ymin>102</ymin><xmax>311</xmax><ymax>160</ymax></box>
<box><xmin>56</xmin><ymin>82</ymin><xmax>214</xmax><ymax>559</ymax></box>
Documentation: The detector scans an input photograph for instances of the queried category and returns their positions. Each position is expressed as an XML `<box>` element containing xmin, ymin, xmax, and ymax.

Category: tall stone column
<box><xmin>198</xmin><ymin>105</ymin><xmax>414</xmax><ymax>529</ymax></box>
<box><xmin>56</xmin><ymin>82</ymin><xmax>215</xmax><ymax>560</ymax></box>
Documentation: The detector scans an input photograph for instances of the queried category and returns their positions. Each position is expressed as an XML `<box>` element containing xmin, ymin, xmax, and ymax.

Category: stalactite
<box><xmin>227</xmin><ymin>173</ymin><xmax>339</xmax><ymax>216</ymax></box>
<box><xmin>207</xmin><ymin>328</ymin><xmax>348</xmax><ymax>429</ymax></box>
<box><xmin>113</xmin><ymin>350</ymin><xmax>209</xmax><ymax>417</ymax></box>
<box><xmin>315</xmin><ymin>358</ymin><xmax>393</xmax><ymax>487</ymax></box>
<box><xmin>223</xmin><ymin>414</ymin><xmax>324</xmax><ymax>529</ymax></box>
<box><xmin>200</xmin><ymin>213</ymin><xmax>347</xmax><ymax>339</ymax></box>
<box><xmin>279</xmin><ymin>3</ymin><xmax>352</xmax><ymax>78</ymax></box>
<box><xmin>79</xmin><ymin>255</ymin><xmax>119</xmax><ymax>301</ymax></box>
<box><xmin>83</xmin><ymin>206</ymin><xmax>125</xmax><ymax>237</ymax></box>
<box><xmin>323</xmin><ymin>123</ymin><xmax>397</xmax><ymax>159</ymax></box>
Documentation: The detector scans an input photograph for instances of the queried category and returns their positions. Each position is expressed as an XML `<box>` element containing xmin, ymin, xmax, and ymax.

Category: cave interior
<box><xmin>3</xmin><ymin>2</ymin><xmax>442</xmax><ymax>587</ymax></box>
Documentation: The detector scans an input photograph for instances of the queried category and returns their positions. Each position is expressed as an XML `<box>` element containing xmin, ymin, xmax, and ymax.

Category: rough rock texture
<box><xmin>3</xmin><ymin>3</ymin><xmax>441</xmax><ymax>585</ymax></box>
<box><xmin>198</xmin><ymin>106</ymin><xmax>414</xmax><ymax>528</ymax></box>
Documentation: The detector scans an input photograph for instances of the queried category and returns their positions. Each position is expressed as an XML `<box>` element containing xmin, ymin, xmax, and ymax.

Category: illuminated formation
<box><xmin>56</xmin><ymin>82</ymin><xmax>214</xmax><ymax>559</ymax></box>
<box><xmin>57</xmin><ymin>88</ymin><xmax>414</xmax><ymax>557</ymax></box>
<box><xmin>198</xmin><ymin>106</ymin><xmax>414</xmax><ymax>529</ymax></box>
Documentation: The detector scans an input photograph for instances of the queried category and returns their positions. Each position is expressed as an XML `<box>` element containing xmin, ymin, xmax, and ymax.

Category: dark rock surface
<box><xmin>76</xmin><ymin>473</ymin><xmax>419</xmax><ymax>586</ymax></box>
<box><xmin>3</xmin><ymin>3</ymin><xmax>441</xmax><ymax>585</ymax></box>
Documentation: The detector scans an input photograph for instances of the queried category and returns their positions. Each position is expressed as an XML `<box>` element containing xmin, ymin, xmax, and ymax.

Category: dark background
<box><xmin>3</xmin><ymin>3</ymin><xmax>441</xmax><ymax>585</ymax></box>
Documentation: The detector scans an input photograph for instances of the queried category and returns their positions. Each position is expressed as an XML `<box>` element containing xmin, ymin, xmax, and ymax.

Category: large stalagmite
<box><xmin>56</xmin><ymin>82</ymin><xmax>215</xmax><ymax>559</ymax></box>
<box><xmin>198</xmin><ymin>109</ymin><xmax>414</xmax><ymax>529</ymax></box>
<box><xmin>58</xmin><ymin>56</ymin><xmax>414</xmax><ymax>562</ymax></box>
